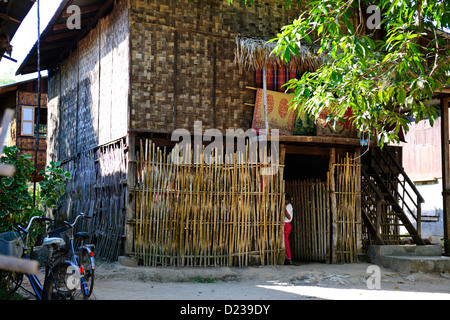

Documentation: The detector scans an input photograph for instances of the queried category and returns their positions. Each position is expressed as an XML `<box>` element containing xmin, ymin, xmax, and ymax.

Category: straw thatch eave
<box><xmin>234</xmin><ymin>35</ymin><xmax>322</xmax><ymax>72</ymax></box>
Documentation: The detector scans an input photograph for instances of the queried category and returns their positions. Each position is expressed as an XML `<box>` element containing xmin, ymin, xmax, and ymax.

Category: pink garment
<box><xmin>284</xmin><ymin>222</ymin><xmax>292</xmax><ymax>260</ymax></box>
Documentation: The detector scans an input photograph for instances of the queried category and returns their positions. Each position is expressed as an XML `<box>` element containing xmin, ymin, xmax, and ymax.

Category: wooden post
<box><xmin>441</xmin><ymin>97</ymin><xmax>450</xmax><ymax>255</ymax></box>
<box><xmin>354</xmin><ymin>148</ymin><xmax>362</xmax><ymax>256</ymax></box>
<box><xmin>263</xmin><ymin>65</ymin><xmax>268</xmax><ymax>134</ymax></box>
<box><xmin>125</xmin><ymin>131</ymin><xmax>136</xmax><ymax>257</ymax></box>
<box><xmin>329</xmin><ymin>148</ymin><xmax>337</xmax><ymax>263</ymax></box>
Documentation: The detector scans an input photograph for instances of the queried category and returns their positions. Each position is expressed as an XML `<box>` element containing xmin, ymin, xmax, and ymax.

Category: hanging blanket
<box><xmin>251</xmin><ymin>88</ymin><xmax>296</xmax><ymax>135</ymax></box>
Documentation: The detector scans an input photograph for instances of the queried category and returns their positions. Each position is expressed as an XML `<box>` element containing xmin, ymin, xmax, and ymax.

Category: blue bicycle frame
<box><xmin>15</xmin><ymin>216</ymin><xmax>83</xmax><ymax>300</ymax></box>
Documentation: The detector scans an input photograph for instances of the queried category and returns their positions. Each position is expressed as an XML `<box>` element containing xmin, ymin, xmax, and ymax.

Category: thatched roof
<box><xmin>234</xmin><ymin>35</ymin><xmax>322</xmax><ymax>72</ymax></box>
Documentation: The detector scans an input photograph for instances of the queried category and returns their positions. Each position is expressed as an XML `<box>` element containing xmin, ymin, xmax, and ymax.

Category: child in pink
<box><xmin>284</xmin><ymin>194</ymin><xmax>293</xmax><ymax>265</ymax></box>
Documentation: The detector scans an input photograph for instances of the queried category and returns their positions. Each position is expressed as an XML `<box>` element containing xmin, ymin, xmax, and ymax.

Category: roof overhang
<box><xmin>0</xmin><ymin>76</ymin><xmax>48</xmax><ymax>95</ymax></box>
<box><xmin>0</xmin><ymin>0</ymin><xmax>35</xmax><ymax>62</ymax></box>
<box><xmin>16</xmin><ymin>0</ymin><xmax>115</xmax><ymax>75</ymax></box>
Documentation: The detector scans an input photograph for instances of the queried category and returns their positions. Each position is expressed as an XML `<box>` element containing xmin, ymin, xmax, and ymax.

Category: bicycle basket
<box><xmin>0</xmin><ymin>231</ymin><xmax>23</xmax><ymax>258</ymax></box>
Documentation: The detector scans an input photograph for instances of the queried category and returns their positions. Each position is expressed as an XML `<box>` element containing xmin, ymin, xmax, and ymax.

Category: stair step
<box><xmin>380</xmin><ymin>256</ymin><xmax>450</xmax><ymax>273</ymax></box>
<box><xmin>368</xmin><ymin>245</ymin><xmax>442</xmax><ymax>258</ymax></box>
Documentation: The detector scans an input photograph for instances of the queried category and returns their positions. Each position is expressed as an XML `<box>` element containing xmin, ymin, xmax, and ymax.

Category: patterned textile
<box><xmin>251</xmin><ymin>88</ymin><xmax>296</xmax><ymax>135</ymax></box>
<box><xmin>316</xmin><ymin>107</ymin><xmax>357</xmax><ymax>138</ymax></box>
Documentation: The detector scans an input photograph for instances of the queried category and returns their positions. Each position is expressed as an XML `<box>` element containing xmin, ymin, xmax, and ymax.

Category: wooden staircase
<box><xmin>361</xmin><ymin>146</ymin><xmax>425</xmax><ymax>246</ymax></box>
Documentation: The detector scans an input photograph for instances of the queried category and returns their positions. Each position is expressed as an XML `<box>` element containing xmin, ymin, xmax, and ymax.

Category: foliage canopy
<box><xmin>230</xmin><ymin>0</ymin><xmax>450</xmax><ymax>146</ymax></box>
<box><xmin>0</xmin><ymin>146</ymin><xmax>71</xmax><ymax>237</ymax></box>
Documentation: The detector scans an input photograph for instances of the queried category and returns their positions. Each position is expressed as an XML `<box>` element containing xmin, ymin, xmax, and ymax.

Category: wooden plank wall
<box><xmin>16</xmin><ymin>91</ymin><xmax>47</xmax><ymax>174</ymax></box>
<box><xmin>129</xmin><ymin>0</ymin><xmax>302</xmax><ymax>133</ymax></box>
<box><xmin>46</xmin><ymin>0</ymin><xmax>129</xmax><ymax>164</ymax></box>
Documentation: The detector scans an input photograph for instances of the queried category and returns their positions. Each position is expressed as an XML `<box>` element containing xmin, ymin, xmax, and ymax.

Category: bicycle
<box><xmin>0</xmin><ymin>215</ymin><xmax>84</xmax><ymax>300</ymax></box>
<box><xmin>48</xmin><ymin>212</ymin><xmax>95</xmax><ymax>299</ymax></box>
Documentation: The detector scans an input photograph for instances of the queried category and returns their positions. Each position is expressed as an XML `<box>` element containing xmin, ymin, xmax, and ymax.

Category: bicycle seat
<box><xmin>43</xmin><ymin>237</ymin><xmax>66</xmax><ymax>248</ymax></box>
<box><xmin>75</xmin><ymin>232</ymin><xmax>89</xmax><ymax>240</ymax></box>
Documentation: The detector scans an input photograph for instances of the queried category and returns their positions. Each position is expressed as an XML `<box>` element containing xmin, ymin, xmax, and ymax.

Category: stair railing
<box><xmin>372</xmin><ymin>147</ymin><xmax>425</xmax><ymax>239</ymax></box>
<box><xmin>361</xmin><ymin>167</ymin><xmax>385</xmax><ymax>244</ymax></box>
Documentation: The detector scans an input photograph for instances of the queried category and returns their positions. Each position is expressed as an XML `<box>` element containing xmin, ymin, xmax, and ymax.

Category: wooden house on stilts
<box><xmin>17</xmin><ymin>0</ymin><xmax>425</xmax><ymax>266</ymax></box>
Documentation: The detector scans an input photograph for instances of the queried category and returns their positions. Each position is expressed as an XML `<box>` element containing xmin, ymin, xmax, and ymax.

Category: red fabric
<box><xmin>256</xmin><ymin>65</ymin><xmax>297</xmax><ymax>93</ymax></box>
<box><xmin>284</xmin><ymin>222</ymin><xmax>292</xmax><ymax>260</ymax></box>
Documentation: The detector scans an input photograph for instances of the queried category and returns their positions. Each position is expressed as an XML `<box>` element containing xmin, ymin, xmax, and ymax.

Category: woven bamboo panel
<box><xmin>99</xmin><ymin>8</ymin><xmax>113</xmax><ymax>146</ymax></box>
<box><xmin>60</xmin><ymin>140</ymin><xmax>128</xmax><ymax>261</ymax></box>
<box><xmin>175</xmin><ymin>31</ymin><xmax>214</xmax><ymax>130</ymax></box>
<box><xmin>132</xmin><ymin>138</ymin><xmax>285</xmax><ymax>267</ymax></box>
<box><xmin>14</xmin><ymin>91</ymin><xmax>48</xmax><ymax>173</ymax></box>
<box><xmin>131</xmin><ymin>0</ymin><xmax>302</xmax><ymax>38</ymax></box>
<box><xmin>129</xmin><ymin>0</ymin><xmax>300</xmax><ymax>132</ymax></box>
<box><xmin>110</xmin><ymin>1</ymin><xmax>129</xmax><ymax>142</ymax></box>
<box><xmin>48</xmin><ymin>0</ymin><xmax>129</xmax><ymax>162</ymax></box>
<box><xmin>47</xmin><ymin>72</ymin><xmax>60</xmax><ymax>164</ymax></box>
<box><xmin>59</xmin><ymin>51</ymin><xmax>78</xmax><ymax>160</ymax></box>
<box><xmin>215</xmin><ymin>37</ymin><xmax>254</xmax><ymax>131</ymax></box>
<box><xmin>17</xmin><ymin>91</ymin><xmax>47</xmax><ymax>107</ymax></box>
<box><xmin>77</xmin><ymin>23</ymin><xmax>100</xmax><ymax>151</ymax></box>
<box><xmin>130</xmin><ymin>23</ymin><xmax>175</xmax><ymax>131</ymax></box>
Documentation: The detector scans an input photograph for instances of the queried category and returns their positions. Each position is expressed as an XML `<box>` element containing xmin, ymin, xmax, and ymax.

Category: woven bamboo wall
<box><xmin>47</xmin><ymin>72</ymin><xmax>60</xmax><ymax>165</ymax></box>
<box><xmin>59</xmin><ymin>140</ymin><xmax>128</xmax><ymax>261</ymax></box>
<box><xmin>46</xmin><ymin>0</ymin><xmax>129</xmax><ymax>164</ymax></box>
<box><xmin>129</xmin><ymin>0</ymin><xmax>302</xmax><ymax>132</ymax></box>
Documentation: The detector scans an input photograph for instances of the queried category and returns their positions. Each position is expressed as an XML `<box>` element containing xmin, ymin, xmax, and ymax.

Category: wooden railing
<box><xmin>361</xmin><ymin>147</ymin><xmax>425</xmax><ymax>245</ymax></box>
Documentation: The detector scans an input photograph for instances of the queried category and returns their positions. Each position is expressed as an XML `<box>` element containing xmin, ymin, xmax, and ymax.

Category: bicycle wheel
<box><xmin>0</xmin><ymin>270</ymin><xmax>23</xmax><ymax>298</ymax></box>
<box><xmin>46</xmin><ymin>262</ymin><xmax>86</xmax><ymax>300</ymax></box>
<box><xmin>80</xmin><ymin>248</ymin><xmax>94</xmax><ymax>298</ymax></box>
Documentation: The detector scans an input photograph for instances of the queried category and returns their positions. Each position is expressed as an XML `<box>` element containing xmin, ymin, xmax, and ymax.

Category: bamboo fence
<box><xmin>330</xmin><ymin>152</ymin><xmax>360</xmax><ymax>263</ymax></box>
<box><xmin>285</xmin><ymin>179</ymin><xmax>330</xmax><ymax>262</ymax></box>
<box><xmin>285</xmin><ymin>151</ymin><xmax>360</xmax><ymax>264</ymax></box>
<box><xmin>132</xmin><ymin>139</ymin><xmax>285</xmax><ymax>267</ymax></box>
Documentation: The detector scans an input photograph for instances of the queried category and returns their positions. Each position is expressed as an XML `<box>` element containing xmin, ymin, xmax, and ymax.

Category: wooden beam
<box><xmin>442</xmin><ymin>97</ymin><xmax>450</xmax><ymax>255</ymax></box>
<box><xmin>275</xmin><ymin>134</ymin><xmax>374</xmax><ymax>147</ymax></box>
<box><xmin>61</xmin><ymin>4</ymin><xmax>102</xmax><ymax>17</ymax></box>
<box><xmin>284</xmin><ymin>145</ymin><xmax>330</xmax><ymax>156</ymax></box>
<box><xmin>53</xmin><ymin>18</ymin><xmax>91</xmax><ymax>31</ymax></box>
<box><xmin>1</xmin><ymin>54</ymin><xmax>17</xmax><ymax>62</ymax></box>
<box><xmin>0</xmin><ymin>13</ymin><xmax>21</xmax><ymax>24</ymax></box>
<box><xmin>44</xmin><ymin>31</ymin><xmax>79</xmax><ymax>42</ymax></box>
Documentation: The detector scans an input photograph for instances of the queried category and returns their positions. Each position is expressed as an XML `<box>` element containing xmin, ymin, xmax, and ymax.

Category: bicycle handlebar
<box><xmin>17</xmin><ymin>216</ymin><xmax>52</xmax><ymax>234</ymax></box>
<box><xmin>64</xmin><ymin>212</ymin><xmax>91</xmax><ymax>228</ymax></box>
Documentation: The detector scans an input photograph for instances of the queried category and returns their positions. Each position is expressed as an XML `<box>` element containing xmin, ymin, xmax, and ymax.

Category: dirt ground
<box><xmin>87</xmin><ymin>259</ymin><xmax>450</xmax><ymax>300</ymax></box>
